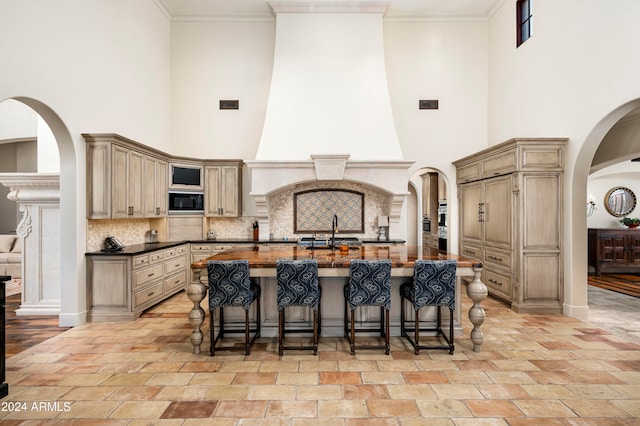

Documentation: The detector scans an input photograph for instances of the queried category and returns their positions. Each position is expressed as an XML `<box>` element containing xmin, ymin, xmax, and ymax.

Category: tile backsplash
<box><xmin>86</xmin><ymin>182</ymin><xmax>389</xmax><ymax>252</ymax></box>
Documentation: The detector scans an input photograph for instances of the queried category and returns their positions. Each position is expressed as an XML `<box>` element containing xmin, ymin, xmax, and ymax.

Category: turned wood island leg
<box><xmin>466</xmin><ymin>263</ymin><xmax>488</xmax><ymax>352</ymax></box>
<box><xmin>188</xmin><ymin>266</ymin><xmax>207</xmax><ymax>354</ymax></box>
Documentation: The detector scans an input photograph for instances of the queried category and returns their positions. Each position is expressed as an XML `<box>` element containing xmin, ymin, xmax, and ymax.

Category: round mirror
<box><xmin>604</xmin><ymin>186</ymin><xmax>637</xmax><ymax>217</ymax></box>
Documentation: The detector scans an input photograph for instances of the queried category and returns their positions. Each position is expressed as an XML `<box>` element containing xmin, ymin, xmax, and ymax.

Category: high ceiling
<box><xmin>157</xmin><ymin>0</ymin><xmax>503</xmax><ymax>19</ymax></box>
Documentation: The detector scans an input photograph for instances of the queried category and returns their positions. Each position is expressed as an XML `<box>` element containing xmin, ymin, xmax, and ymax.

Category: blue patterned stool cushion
<box><xmin>276</xmin><ymin>259</ymin><xmax>320</xmax><ymax>311</ymax></box>
<box><xmin>347</xmin><ymin>259</ymin><xmax>392</xmax><ymax>310</ymax></box>
<box><xmin>401</xmin><ymin>259</ymin><xmax>456</xmax><ymax>310</ymax></box>
<box><xmin>207</xmin><ymin>260</ymin><xmax>259</xmax><ymax>311</ymax></box>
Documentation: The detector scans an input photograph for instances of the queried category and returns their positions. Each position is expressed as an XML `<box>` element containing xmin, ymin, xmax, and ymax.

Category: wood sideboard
<box><xmin>588</xmin><ymin>228</ymin><xmax>640</xmax><ymax>275</ymax></box>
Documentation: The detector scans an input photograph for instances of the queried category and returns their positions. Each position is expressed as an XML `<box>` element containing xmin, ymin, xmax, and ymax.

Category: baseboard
<box><xmin>562</xmin><ymin>303</ymin><xmax>589</xmax><ymax>321</ymax></box>
<box><xmin>59</xmin><ymin>311</ymin><xmax>86</xmax><ymax>327</ymax></box>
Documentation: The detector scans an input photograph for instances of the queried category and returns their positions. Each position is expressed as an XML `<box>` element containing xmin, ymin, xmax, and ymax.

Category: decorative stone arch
<box><xmin>567</xmin><ymin>98</ymin><xmax>640</xmax><ymax>320</ymax></box>
<box><xmin>0</xmin><ymin>97</ymin><xmax>81</xmax><ymax>326</ymax></box>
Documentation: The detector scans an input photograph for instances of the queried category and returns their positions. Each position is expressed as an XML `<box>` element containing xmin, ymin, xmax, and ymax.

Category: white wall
<box><xmin>0</xmin><ymin>0</ymin><xmax>171</xmax><ymax>326</ymax></box>
<box><xmin>587</xmin><ymin>162</ymin><xmax>640</xmax><ymax>229</ymax></box>
<box><xmin>0</xmin><ymin>99</ymin><xmax>36</xmax><ymax>140</ymax></box>
<box><xmin>170</xmin><ymin>20</ymin><xmax>275</xmax><ymax>159</ymax></box>
<box><xmin>37</xmin><ymin>116</ymin><xmax>60</xmax><ymax>173</ymax></box>
<box><xmin>488</xmin><ymin>0</ymin><xmax>640</xmax><ymax>318</ymax></box>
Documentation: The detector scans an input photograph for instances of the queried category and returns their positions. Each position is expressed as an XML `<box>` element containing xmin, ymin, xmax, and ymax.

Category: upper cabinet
<box><xmin>84</xmin><ymin>134</ymin><xmax>243</xmax><ymax>220</ymax></box>
<box><xmin>85</xmin><ymin>134</ymin><xmax>169</xmax><ymax>220</ymax></box>
<box><xmin>205</xmin><ymin>162</ymin><xmax>242</xmax><ymax>217</ymax></box>
<box><xmin>454</xmin><ymin>138</ymin><xmax>566</xmax><ymax>314</ymax></box>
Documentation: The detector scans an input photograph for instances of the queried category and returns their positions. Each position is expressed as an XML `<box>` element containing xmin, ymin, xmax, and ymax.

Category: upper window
<box><xmin>516</xmin><ymin>0</ymin><xmax>532</xmax><ymax>47</ymax></box>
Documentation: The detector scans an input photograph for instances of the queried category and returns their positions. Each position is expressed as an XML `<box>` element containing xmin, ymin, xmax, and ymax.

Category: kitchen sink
<box><xmin>298</xmin><ymin>237</ymin><xmax>362</xmax><ymax>247</ymax></box>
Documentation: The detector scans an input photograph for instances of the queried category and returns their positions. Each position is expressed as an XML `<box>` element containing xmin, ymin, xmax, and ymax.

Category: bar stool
<box><xmin>343</xmin><ymin>259</ymin><xmax>392</xmax><ymax>355</ymax></box>
<box><xmin>400</xmin><ymin>259</ymin><xmax>457</xmax><ymax>355</ymax></box>
<box><xmin>276</xmin><ymin>259</ymin><xmax>321</xmax><ymax>355</ymax></box>
<box><xmin>207</xmin><ymin>259</ymin><xmax>261</xmax><ymax>356</ymax></box>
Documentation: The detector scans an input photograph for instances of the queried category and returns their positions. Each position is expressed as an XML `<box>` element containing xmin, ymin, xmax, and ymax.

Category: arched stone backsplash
<box><xmin>267</xmin><ymin>180</ymin><xmax>389</xmax><ymax>240</ymax></box>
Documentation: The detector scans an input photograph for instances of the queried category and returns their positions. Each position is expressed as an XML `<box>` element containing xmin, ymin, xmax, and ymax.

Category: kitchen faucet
<box><xmin>331</xmin><ymin>214</ymin><xmax>339</xmax><ymax>250</ymax></box>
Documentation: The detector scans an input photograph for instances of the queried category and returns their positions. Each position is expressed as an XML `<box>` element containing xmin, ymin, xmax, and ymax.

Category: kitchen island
<box><xmin>189</xmin><ymin>245</ymin><xmax>487</xmax><ymax>354</ymax></box>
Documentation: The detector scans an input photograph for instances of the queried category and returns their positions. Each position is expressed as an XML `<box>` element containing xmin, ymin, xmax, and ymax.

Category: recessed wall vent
<box><xmin>219</xmin><ymin>100</ymin><xmax>239</xmax><ymax>110</ymax></box>
<box><xmin>419</xmin><ymin>99</ymin><xmax>439</xmax><ymax>110</ymax></box>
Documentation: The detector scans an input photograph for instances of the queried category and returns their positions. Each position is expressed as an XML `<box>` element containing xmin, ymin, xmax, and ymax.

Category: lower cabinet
<box><xmin>86</xmin><ymin>244</ymin><xmax>188</xmax><ymax>321</ymax></box>
<box><xmin>588</xmin><ymin>228</ymin><xmax>640</xmax><ymax>275</ymax></box>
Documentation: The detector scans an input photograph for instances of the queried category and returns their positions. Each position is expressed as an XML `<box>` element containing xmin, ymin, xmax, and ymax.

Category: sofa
<box><xmin>0</xmin><ymin>235</ymin><xmax>22</xmax><ymax>279</ymax></box>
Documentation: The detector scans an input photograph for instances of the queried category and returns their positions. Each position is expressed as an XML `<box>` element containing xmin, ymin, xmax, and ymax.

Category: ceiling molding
<box><xmin>269</xmin><ymin>1</ymin><xmax>389</xmax><ymax>14</ymax></box>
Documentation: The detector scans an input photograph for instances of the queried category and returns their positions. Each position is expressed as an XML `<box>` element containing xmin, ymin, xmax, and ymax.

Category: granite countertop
<box><xmin>86</xmin><ymin>238</ymin><xmax>406</xmax><ymax>256</ymax></box>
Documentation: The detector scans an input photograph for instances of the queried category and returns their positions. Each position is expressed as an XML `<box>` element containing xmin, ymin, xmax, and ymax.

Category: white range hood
<box><xmin>247</xmin><ymin>1</ymin><xmax>413</xmax><ymax>239</ymax></box>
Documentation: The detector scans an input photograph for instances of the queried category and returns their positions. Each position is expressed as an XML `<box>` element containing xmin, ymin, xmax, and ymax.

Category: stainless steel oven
<box><xmin>422</xmin><ymin>217</ymin><xmax>431</xmax><ymax>232</ymax></box>
<box><xmin>168</xmin><ymin>191</ymin><xmax>204</xmax><ymax>214</ymax></box>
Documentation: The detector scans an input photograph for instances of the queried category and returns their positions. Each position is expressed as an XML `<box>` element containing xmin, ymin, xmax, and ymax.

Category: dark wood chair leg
<box><xmin>313</xmin><ymin>309</ymin><xmax>318</xmax><ymax>355</ymax></box>
<box><xmin>209</xmin><ymin>309</ymin><xmax>216</xmax><ymax>356</ymax></box>
<box><xmin>414</xmin><ymin>309</ymin><xmax>420</xmax><ymax>355</ymax></box>
<box><xmin>219</xmin><ymin>307</ymin><xmax>225</xmax><ymax>339</ymax></box>
<box><xmin>350</xmin><ymin>308</ymin><xmax>356</xmax><ymax>355</ymax></box>
<box><xmin>244</xmin><ymin>309</ymin><xmax>250</xmax><ymax>355</ymax></box>
<box><xmin>384</xmin><ymin>308</ymin><xmax>390</xmax><ymax>355</ymax></box>
<box><xmin>278</xmin><ymin>309</ymin><xmax>284</xmax><ymax>356</ymax></box>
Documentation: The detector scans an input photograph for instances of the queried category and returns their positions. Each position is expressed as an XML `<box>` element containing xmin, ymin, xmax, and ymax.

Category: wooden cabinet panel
<box><xmin>87</xmin><ymin>244</ymin><xmax>189</xmax><ymax>321</ymax></box>
<box><xmin>455</xmin><ymin>138</ymin><xmax>566</xmax><ymax>314</ymax></box>
<box><xmin>205</xmin><ymin>164</ymin><xmax>242</xmax><ymax>217</ymax></box>
<box><xmin>483</xmin><ymin>175</ymin><xmax>512</xmax><ymax>249</ymax></box>
<box><xmin>86</xmin><ymin>142</ymin><xmax>111</xmax><ymax>219</ymax></box>
<box><xmin>588</xmin><ymin>229</ymin><xmax>640</xmax><ymax>275</ymax></box>
<box><xmin>459</xmin><ymin>182</ymin><xmax>483</xmax><ymax>243</ymax></box>
<box><xmin>112</xmin><ymin>145</ymin><xmax>129</xmax><ymax>218</ymax></box>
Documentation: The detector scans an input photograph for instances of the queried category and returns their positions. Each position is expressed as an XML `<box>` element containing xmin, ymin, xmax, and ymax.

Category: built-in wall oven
<box><xmin>438</xmin><ymin>202</ymin><xmax>447</xmax><ymax>251</ymax></box>
<box><xmin>168</xmin><ymin>191</ymin><xmax>204</xmax><ymax>215</ymax></box>
<box><xmin>422</xmin><ymin>217</ymin><xmax>431</xmax><ymax>233</ymax></box>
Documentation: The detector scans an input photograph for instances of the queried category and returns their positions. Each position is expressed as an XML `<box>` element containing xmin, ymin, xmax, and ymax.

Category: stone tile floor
<box><xmin>1</xmin><ymin>287</ymin><xmax>639</xmax><ymax>424</ymax></box>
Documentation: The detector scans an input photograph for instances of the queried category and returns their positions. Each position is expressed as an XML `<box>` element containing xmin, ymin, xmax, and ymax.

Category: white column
<box><xmin>0</xmin><ymin>174</ymin><xmax>60</xmax><ymax>315</ymax></box>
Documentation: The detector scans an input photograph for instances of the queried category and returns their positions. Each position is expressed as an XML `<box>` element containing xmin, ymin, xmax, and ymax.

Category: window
<box><xmin>516</xmin><ymin>0</ymin><xmax>532</xmax><ymax>47</ymax></box>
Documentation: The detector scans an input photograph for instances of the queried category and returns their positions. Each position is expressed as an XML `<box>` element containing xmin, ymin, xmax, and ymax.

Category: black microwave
<box><xmin>168</xmin><ymin>191</ymin><xmax>204</xmax><ymax>214</ymax></box>
<box><xmin>170</xmin><ymin>164</ymin><xmax>203</xmax><ymax>189</ymax></box>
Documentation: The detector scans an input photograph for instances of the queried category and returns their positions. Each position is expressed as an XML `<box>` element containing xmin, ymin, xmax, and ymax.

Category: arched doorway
<box><xmin>569</xmin><ymin>99</ymin><xmax>640</xmax><ymax>320</ymax></box>
<box><xmin>408</xmin><ymin>167</ymin><xmax>450</xmax><ymax>251</ymax></box>
<box><xmin>0</xmin><ymin>97</ymin><xmax>80</xmax><ymax>327</ymax></box>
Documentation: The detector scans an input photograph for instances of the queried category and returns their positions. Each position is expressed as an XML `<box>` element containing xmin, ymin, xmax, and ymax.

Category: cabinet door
<box><xmin>86</xmin><ymin>142</ymin><xmax>111</xmax><ymax>219</ymax></box>
<box><xmin>128</xmin><ymin>150</ymin><xmax>145</xmax><ymax>217</ymax></box>
<box><xmin>220</xmin><ymin>166</ymin><xmax>240</xmax><ymax>217</ymax></box>
<box><xmin>112</xmin><ymin>145</ymin><xmax>130</xmax><ymax>218</ymax></box>
<box><xmin>143</xmin><ymin>156</ymin><xmax>157</xmax><ymax>217</ymax></box>
<box><xmin>205</xmin><ymin>166</ymin><xmax>222</xmax><ymax>216</ymax></box>
<box><xmin>459</xmin><ymin>181</ymin><xmax>482</xmax><ymax>243</ymax></box>
<box><xmin>483</xmin><ymin>175</ymin><xmax>513</xmax><ymax>249</ymax></box>
<box><xmin>155</xmin><ymin>160</ymin><xmax>168</xmax><ymax>216</ymax></box>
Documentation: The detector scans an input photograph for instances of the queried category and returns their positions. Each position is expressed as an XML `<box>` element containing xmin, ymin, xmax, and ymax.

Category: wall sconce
<box><xmin>587</xmin><ymin>194</ymin><xmax>597</xmax><ymax>217</ymax></box>
<box><xmin>377</xmin><ymin>215</ymin><xmax>389</xmax><ymax>241</ymax></box>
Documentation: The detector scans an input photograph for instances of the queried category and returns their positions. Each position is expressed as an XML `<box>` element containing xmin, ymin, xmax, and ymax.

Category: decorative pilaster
<box><xmin>0</xmin><ymin>174</ymin><xmax>60</xmax><ymax>316</ymax></box>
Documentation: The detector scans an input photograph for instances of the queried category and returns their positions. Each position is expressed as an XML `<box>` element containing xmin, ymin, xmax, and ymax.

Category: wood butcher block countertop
<box><xmin>190</xmin><ymin>245</ymin><xmax>482</xmax><ymax>270</ymax></box>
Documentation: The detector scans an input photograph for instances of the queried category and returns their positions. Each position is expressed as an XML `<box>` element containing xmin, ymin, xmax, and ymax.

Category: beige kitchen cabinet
<box><xmin>454</xmin><ymin>138</ymin><xmax>566</xmax><ymax>314</ymax></box>
<box><xmin>112</xmin><ymin>145</ymin><xmax>144</xmax><ymax>218</ymax></box>
<box><xmin>143</xmin><ymin>157</ymin><xmax>168</xmax><ymax>217</ymax></box>
<box><xmin>204</xmin><ymin>162</ymin><xmax>242</xmax><ymax>217</ymax></box>
<box><xmin>84</xmin><ymin>134</ymin><xmax>170</xmax><ymax>219</ymax></box>
<box><xmin>86</xmin><ymin>244</ymin><xmax>189</xmax><ymax>321</ymax></box>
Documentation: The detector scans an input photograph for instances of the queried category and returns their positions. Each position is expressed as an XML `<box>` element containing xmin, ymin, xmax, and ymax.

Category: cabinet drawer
<box><xmin>457</xmin><ymin>161</ymin><xmax>482</xmax><ymax>183</ymax></box>
<box><xmin>133</xmin><ymin>264</ymin><xmax>163</xmax><ymax>289</ymax></box>
<box><xmin>192</xmin><ymin>253</ymin><xmax>211</xmax><ymax>264</ymax></box>
<box><xmin>165</xmin><ymin>255</ymin><xmax>187</xmax><ymax>275</ymax></box>
<box><xmin>164</xmin><ymin>247</ymin><xmax>177</xmax><ymax>258</ymax></box>
<box><xmin>485</xmin><ymin>268</ymin><xmax>512</xmax><ymax>301</ymax></box>
<box><xmin>133</xmin><ymin>254</ymin><xmax>150</xmax><ymax>269</ymax></box>
<box><xmin>165</xmin><ymin>271</ymin><xmax>187</xmax><ymax>293</ymax></box>
<box><xmin>134</xmin><ymin>281</ymin><xmax>163</xmax><ymax>308</ymax></box>
<box><xmin>174</xmin><ymin>245</ymin><xmax>188</xmax><ymax>256</ymax></box>
<box><xmin>149</xmin><ymin>251</ymin><xmax>164</xmax><ymax>263</ymax></box>
<box><xmin>482</xmin><ymin>149</ymin><xmax>516</xmax><ymax>177</ymax></box>
<box><xmin>191</xmin><ymin>244</ymin><xmax>213</xmax><ymax>252</ymax></box>
<box><xmin>460</xmin><ymin>243</ymin><xmax>482</xmax><ymax>261</ymax></box>
<box><xmin>484</xmin><ymin>247</ymin><xmax>512</xmax><ymax>270</ymax></box>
